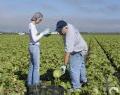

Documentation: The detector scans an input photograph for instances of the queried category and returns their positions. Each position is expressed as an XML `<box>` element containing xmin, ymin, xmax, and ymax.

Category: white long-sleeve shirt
<box><xmin>64</xmin><ymin>24</ymin><xmax>88</xmax><ymax>54</ymax></box>
<box><xmin>29</xmin><ymin>23</ymin><xmax>43</xmax><ymax>45</ymax></box>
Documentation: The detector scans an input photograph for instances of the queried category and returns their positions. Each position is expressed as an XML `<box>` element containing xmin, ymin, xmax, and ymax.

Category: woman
<box><xmin>28</xmin><ymin>12</ymin><xmax>50</xmax><ymax>87</ymax></box>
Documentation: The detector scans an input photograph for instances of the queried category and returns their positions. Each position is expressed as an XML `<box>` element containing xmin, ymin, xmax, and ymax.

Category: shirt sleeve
<box><xmin>65</xmin><ymin>31</ymin><xmax>75</xmax><ymax>53</ymax></box>
<box><xmin>29</xmin><ymin>24</ymin><xmax>43</xmax><ymax>43</ymax></box>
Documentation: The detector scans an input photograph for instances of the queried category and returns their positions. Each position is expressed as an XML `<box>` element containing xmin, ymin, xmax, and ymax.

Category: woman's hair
<box><xmin>31</xmin><ymin>12</ymin><xmax>43</xmax><ymax>21</ymax></box>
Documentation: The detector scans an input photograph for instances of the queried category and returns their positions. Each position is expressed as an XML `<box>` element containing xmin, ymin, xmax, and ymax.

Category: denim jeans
<box><xmin>70</xmin><ymin>53</ymin><xmax>87</xmax><ymax>89</ymax></box>
<box><xmin>27</xmin><ymin>44</ymin><xmax>40</xmax><ymax>85</ymax></box>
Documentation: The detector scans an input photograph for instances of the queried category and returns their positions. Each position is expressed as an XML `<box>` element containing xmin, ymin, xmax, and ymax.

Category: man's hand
<box><xmin>60</xmin><ymin>65</ymin><xmax>67</xmax><ymax>74</ymax></box>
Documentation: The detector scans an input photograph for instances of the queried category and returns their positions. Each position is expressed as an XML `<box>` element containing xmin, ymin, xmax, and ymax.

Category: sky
<box><xmin>0</xmin><ymin>0</ymin><xmax>120</xmax><ymax>33</ymax></box>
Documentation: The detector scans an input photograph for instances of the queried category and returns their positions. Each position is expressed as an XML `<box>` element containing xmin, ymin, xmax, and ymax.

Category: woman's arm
<box><xmin>30</xmin><ymin>24</ymin><xmax>50</xmax><ymax>43</ymax></box>
<box><xmin>30</xmin><ymin>28</ymin><xmax>43</xmax><ymax>42</ymax></box>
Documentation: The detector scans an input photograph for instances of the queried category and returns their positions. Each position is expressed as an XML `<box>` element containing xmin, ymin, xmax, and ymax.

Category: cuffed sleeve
<box><xmin>29</xmin><ymin>23</ymin><xmax>43</xmax><ymax>43</ymax></box>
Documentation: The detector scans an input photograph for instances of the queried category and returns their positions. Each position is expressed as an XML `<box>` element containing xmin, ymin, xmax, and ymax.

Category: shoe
<box><xmin>81</xmin><ymin>82</ymin><xmax>88</xmax><ymax>87</ymax></box>
<box><xmin>27</xmin><ymin>84</ymin><xmax>40</xmax><ymax>95</ymax></box>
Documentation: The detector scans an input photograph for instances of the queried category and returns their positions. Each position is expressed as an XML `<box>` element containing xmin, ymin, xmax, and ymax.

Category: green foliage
<box><xmin>0</xmin><ymin>34</ymin><xmax>120</xmax><ymax>95</ymax></box>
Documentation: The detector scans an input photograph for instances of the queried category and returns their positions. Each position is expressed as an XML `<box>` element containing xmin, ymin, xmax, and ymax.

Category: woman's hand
<box><xmin>42</xmin><ymin>28</ymin><xmax>50</xmax><ymax>35</ymax></box>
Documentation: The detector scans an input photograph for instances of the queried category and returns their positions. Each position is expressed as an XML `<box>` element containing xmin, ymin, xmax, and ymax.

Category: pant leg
<box><xmin>32</xmin><ymin>45</ymin><xmax>40</xmax><ymax>85</ymax></box>
<box><xmin>70</xmin><ymin>53</ymin><xmax>82</xmax><ymax>89</ymax></box>
<box><xmin>27</xmin><ymin>45</ymin><xmax>34</xmax><ymax>85</ymax></box>
<box><xmin>80</xmin><ymin>55</ymin><xmax>87</xmax><ymax>83</ymax></box>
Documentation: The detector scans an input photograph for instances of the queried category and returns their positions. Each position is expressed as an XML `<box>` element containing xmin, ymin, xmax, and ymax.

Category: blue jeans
<box><xmin>70</xmin><ymin>53</ymin><xmax>87</xmax><ymax>89</ymax></box>
<box><xmin>27</xmin><ymin>44</ymin><xmax>40</xmax><ymax>85</ymax></box>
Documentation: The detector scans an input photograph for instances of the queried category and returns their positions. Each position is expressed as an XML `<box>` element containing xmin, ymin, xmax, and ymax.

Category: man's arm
<box><xmin>64</xmin><ymin>30</ymin><xmax>74</xmax><ymax>65</ymax></box>
<box><xmin>64</xmin><ymin>52</ymin><xmax>70</xmax><ymax>65</ymax></box>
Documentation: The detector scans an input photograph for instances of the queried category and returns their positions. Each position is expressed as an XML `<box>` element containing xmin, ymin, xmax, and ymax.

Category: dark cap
<box><xmin>56</xmin><ymin>20</ymin><xmax>67</xmax><ymax>34</ymax></box>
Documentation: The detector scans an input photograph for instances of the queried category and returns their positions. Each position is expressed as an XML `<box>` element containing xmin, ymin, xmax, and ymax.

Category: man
<box><xmin>56</xmin><ymin>20</ymin><xmax>88</xmax><ymax>92</ymax></box>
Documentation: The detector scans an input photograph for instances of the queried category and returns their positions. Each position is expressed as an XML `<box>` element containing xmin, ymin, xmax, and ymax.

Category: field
<box><xmin>0</xmin><ymin>34</ymin><xmax>120</xmax><ymax>95</ymax></box>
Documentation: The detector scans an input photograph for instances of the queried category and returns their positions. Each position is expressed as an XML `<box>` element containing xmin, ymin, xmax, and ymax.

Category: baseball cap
<box><xmin>56</xmin><ymin>20</ymin><xmax>67</xmax><ymax>34</ymax></box>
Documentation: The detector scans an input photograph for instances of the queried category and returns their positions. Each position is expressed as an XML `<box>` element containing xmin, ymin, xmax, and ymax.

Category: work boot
<box><xmin>27</xmin><ymin>84</ymin><xmax>40</xmax><ymax>95</ymax></box>
<box><xmin>32</xmin><ymin>84</ymin><xmax>40</xmax><ymax>95</ymax></box>
<box><xmin>27</xmin><ymin>85</ymin><xmax>33</xmax><ymax>95</ymax></box>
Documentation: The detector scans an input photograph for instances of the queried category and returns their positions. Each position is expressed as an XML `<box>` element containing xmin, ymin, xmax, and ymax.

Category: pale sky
<box><xmin>0</xmin><ymin>0</ymin><xmax>120</xmax><ymax>32</ymax></box>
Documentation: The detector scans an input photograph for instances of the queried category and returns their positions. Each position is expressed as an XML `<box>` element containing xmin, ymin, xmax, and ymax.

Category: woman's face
<box><xmin>61</xmin><ymin>26</ymin><xmax>68</xmax><ymax>34</ymax></box>
<box><xmin>35</xmin><ymin>18</ymin><xmax>43</xmax><ymax>24</ymax></box>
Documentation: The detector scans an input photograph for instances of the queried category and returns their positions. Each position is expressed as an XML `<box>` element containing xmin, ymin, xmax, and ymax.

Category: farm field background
<box><xmin>0</xmin><ymin>34</ymin><xmax>120</xmax><ymax>95</ymax></box>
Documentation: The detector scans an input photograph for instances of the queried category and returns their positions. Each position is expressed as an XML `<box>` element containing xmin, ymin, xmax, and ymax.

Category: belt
<box><xmin>70</xmin><ymin>51</ymin><xmax>82</xmax><ymax>55</ymax></box>
<box><xmin>29</xmin><ymin>43</ymin><xmax>39</xmax><ymax>46</ymax></box>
